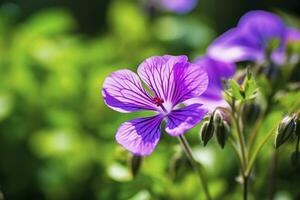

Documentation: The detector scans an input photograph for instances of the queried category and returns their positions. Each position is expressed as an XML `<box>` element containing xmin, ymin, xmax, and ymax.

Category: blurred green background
<box><xmin>0</xmin><ymin>0</ymin><xmax>299</xmax><ymax>199</ymax></box>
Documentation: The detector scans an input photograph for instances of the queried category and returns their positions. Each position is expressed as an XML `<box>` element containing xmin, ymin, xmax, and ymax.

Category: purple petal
<box><xmin>185</xmin><ymin>97</ymin><xmax>229</xmax><ymax>113</ymax></box>
<box><xmin>116</xmin><ymin>115</ymin><xmax>163</xmax><ymax>156</ymax></box>
<box><xmin>194</xmin><ymin>56</ymin><xmax>235</xmax><ymax>95</ymax></box>
<box><xmin>102</xmin><ymin>69</ymin><xmax>156</xmax><ymax>113</ymax></box>
<box><xmin>286</xmin><ymin>27</ymin><xmax>300</xmax><ymax>41</ymax></box>
<box><xmin>208</xmin><ymin>10</ymin><xmax>286</xmax><ymax>63</ymax></box>
<box><xmin>184</xmin><ymin>56</ymin><xmax>235</xmax><ymax>112</ymax></box>
<box><xmin>208</xmin><ymin>28</ymin><xmax>264</xmax><ymax>63</ymax></box>
<box><xmin>238</xmin><ymin>10</ymin><xmax>286</xmax><ymax>48</ymax></box>
<box><xmin>157</xmin><ymin>0</ymin><xmax>197</xmax><ymax>13</ymax></box>
<box><xmin>165</xmin><ymin>104</ymin><xmax>208</xmax><ymax>136</ymax></box>
<box><xmin>138</xmin><ymin>55</ymin><xmax>208</xmax><ymax>107</ymax></box>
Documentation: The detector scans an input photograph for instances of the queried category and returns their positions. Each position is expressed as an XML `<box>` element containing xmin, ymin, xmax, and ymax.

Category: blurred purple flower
<box><xmin>208</xmin><ymin>10</ymin><xmax>300</xmax><ymax>65</ymax></box>
<box><xmin>150</xmin><ymin>0</ymin><xmax>197</xmax><ymax>13</ymax></box>
<box><xmin>286</xmin><ymin>27</ymin><xmax>300</xmax><ymax>41</ymax></box>
<box><xmin>102</xmin><ymin>55</ymin><xmax>209</xmax><ymax>156</ymax></box>
<box><xmin>185</xmin><ymin>56</ymin><xmax>236</xmax><ymax>112</ymax></box>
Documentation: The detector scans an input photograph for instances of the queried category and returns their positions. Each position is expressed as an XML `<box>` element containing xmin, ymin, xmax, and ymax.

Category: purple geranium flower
<box><xmin>149</xmin><ymin>0</ymin><xmax>197</xmax><ymax>14</ymax></box>
<box><xmin>287</xmin><ymin>27</ymin><xmax>300</xmax><ymax>41</ymax></box>
<box><xmin>207</xmin><ymin>10</ymin><xmax>300</xmax><ymax>65</ymax></box>
<box><xmin>102</xmin><ymin>55</ymin><xmax>209</xmax><ymax>156</ymax></box>
<box><xmin>185</xmin><ymin>56</ymin><xmax>236</xmax><ymax>112</ymax></box>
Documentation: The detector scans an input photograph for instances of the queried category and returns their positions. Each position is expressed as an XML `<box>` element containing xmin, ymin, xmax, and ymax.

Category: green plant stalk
<box><xmin>247</xmin><ymin>116</ymin><xmax>263</xmax><ymax>152</ymax></box>
<box><xmin>177</xmin><ymin>135</ymin><xmax>212</xmax><ymax>200</ymax></box>
<box><xmin>229</xmin><ymin>137</ymin><xmax>244</xmax><ymax>170</ymax></box>
<box><xmin>243</xmin><ymin>176</ymin><xmax>249</xmax><ymax>200</ymax></box>
<box><xmin>233</xmin><ymin>102</ymin><xmax>249</xmax><ymax>200</ymax></box>
<box><xmin>233</xmin><ymin>114</ymin><xmax>248</xmax><ymax>170</ymax></box>
<box><xmin>245</xmin><ymin>127</ymin><xmax>275</xmax><ymax>176</ymax></box>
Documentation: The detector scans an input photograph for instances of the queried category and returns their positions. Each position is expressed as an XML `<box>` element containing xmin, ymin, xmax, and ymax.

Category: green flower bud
<box><xmin>213</xmin><ymin>110</ymin><xmax>223</xmax><ymax>127</ymax></box>
<box><xmin>129</xmin><ymin>155</ymin><xmax>143</xmax><ymax>177</ymax></box>
<box><xmin>275</xmin><ymin>116</ymin><xmax>296</xmax><ymax>149</ymax></box>
<box><xmin>215</xmin><ymin>122</ymin><xmax>230</xmax><ymax>149</ymax></box>
<box><xmin>200</xmin><ymin>118</ymin><xmax>214</xmax><ymax>146</ymax></box>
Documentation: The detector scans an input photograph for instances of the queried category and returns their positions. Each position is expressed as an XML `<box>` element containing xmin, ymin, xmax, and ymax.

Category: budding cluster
<box><xmin>200</xmin><ymin>110</ymin><xmax>230</xmax><ymax>148</ymax></box>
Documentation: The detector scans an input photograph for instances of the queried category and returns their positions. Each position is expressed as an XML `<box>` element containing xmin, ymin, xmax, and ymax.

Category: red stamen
<box><xmin>153</xmin><ymin>97</ymin><xmax>164</xmax><ymax>106</ymax></box>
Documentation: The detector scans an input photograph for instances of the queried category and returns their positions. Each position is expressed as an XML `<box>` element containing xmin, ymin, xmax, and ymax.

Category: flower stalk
<box><xmin>177</xmin><ymin>134</ymin><xmax>212</xmax><ymax>200</ymax></box>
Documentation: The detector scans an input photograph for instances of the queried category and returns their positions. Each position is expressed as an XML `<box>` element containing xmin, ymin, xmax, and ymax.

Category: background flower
<box><xmin>148</xmin><ymin>0</ymin><xmax>198</xmax><ymax>13</ymax></box>
<box><xmin>207</xmin><ymin>10</ymin><xmax>300</xmax><ymax>64</ymax></box>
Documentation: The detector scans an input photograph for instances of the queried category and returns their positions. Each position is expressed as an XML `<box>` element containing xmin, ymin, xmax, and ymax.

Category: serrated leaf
<box><xmin>229</xmin><ymin>79</ymin><xmax>244</xmax><ymax>100</ymax></box>
<box><xmin>244</xmin><ymin>75</ymin><xmax>258</xmax><ymax>100</ymax></box>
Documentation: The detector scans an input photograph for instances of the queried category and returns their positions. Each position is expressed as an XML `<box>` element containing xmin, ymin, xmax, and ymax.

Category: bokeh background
<box><xmin>0</xmin><ymin>0</ymin><xmax>300</xmax><ymax>199</ymax></box>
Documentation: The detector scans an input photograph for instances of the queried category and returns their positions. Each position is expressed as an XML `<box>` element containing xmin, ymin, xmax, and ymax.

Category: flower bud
<box><xmin>129</xmin><ymin>155</ymin><xmax>143</xmax><ymax>177</ymax></box>
<box><xmin>213</xmin><ymin>110</ymin><xmax>223</xmax><ymax>127</ymax></box>
<box><xmin>215</xmin><ymin>122</ymin><xmax>230</xmax><ymax>149</ymax></box>
<box><xmin>275</xmin><ymin>116</ymin><xmax>296</xmax><ymax>149</ymax></box>
<box><xmin>200</xmin><ymin>118</ymin><xmax>214</xmax><ymax>146</ymax></box>
<box><xmin>241</xmin><ymin>102</ymin><xmax>261</xmax><ymax>125</ymax></box>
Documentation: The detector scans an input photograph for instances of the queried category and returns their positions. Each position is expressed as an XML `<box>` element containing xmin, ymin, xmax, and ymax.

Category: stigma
<box><xmin>153</xmin><ymin>97</ymin><xmax>164</xmax><ymax>106</ymax></box>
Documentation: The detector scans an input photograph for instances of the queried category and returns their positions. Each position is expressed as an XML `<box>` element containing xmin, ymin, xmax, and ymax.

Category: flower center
<box><xmin>153</xmin><ymin>96</ymin><xmax>164</xmax><ymax>106</ymax></box>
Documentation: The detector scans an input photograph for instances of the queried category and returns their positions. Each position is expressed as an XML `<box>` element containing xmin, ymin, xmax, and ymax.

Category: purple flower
<box><xmin>102</xmin><ymin>55</ymin><xmax>209</xmax><ymax>156</ymax></box>
<box><xmin>150</xmin><ymin>0</ymin><xmax>197</xmax><ymax>14</ymax></box>
<box><xmin>208</xmin><ymin>10</ymin><xmax>300</xmax><ymax>65</ymax></box>
<box><xmin>185</xmin><ymin>56</ymin><xmax>236</xmax><ymax>112</ymax></box>
<box><xmin>286</xmin><ymin>27</ymin><xmax>300</xmax><ymax>41</ymax></box>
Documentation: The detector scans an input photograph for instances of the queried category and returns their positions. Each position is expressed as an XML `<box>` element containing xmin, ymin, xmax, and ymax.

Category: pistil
<box><xmin>153</xmin><ymin>97</ymin><xmax>168</xmax><ymax>113</ymax></box>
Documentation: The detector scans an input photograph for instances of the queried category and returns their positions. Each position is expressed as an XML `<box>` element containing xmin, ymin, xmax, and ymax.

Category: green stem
<box><xmin>247</xmin><ymin>117</ymin><xmax>263</xmax><ymax>152</ymax></box>
<box><xmin>243</xmin><ymin>176</ymin><xmax>248</xmax><ymax>200</ymax></box>
<box><xmin>245</xmin><ymin>127</ymin><xmax>276</xmax><ymax>176</ymax></box>
<box><xmin>233</xmin><ymin>114</ymin><xmax>248</xmax><ymax>171</ymax></box>
<box><xmin>229</xmin><ymin>137</ymin><xmax>245</xmax><ymax>171</ymax></box>
<box><xmin>233</xmin><ymin>103</ymin><xmax>249</xmax><ymax>200</ymax></box>
<box><xmin>177</xmin><ymin>135</ymin><xmax>212</xmax><ymax>200</ymax></box>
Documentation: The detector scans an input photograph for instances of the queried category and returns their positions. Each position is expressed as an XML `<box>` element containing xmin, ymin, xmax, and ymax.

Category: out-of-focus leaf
<box><xmin>107</xmin><ymin>162</ymin><xmax>132</xmax><ymax>182</ymax></box>
<box><xmin>108</xmin><ymin>1</ymin><xmax>148</xmax><ymax>42</ymax></box>
<box><xmin>0</xmin><ymin>93</ymin><xmax>13</xmax><ymax>122</ymax></box>
<box><xmin>128</xmin><ymin>190</ymin><xmax>151</xmax><ymax>200</ymax></box>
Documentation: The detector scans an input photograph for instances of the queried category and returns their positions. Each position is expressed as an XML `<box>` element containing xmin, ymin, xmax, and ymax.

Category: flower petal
<box><xmin>102</xmin><ymin>69</ymin><xmax>156</xmax><ymax>113</ymax></box>
<box><xmin>158</xmin><ymin>0</ymin><xmax>197</xmax><ymax>13</ymax></box>
<box><xmin>194</xmin><ymin>56</ymin><xmax>235</xmax><ymax>97</ymax></box>
<box><xmin>165</xmin><ymin>104</ymin><xmax>208</xmax><ymax>136</ymax></box>
<box><xmin>185</xmin><ymin>97</ymin><xmax>229</xmax><ymax>113</ymax></box>
<box><xmin>238</xmin><ymin>10</ymin><xmax>286</xmax><ymax>47</ymax></box>
<box><xmin>137</xmin><ymin>55</ymin><xmax>208</xmax><ymax>106</ymax></box>
<box><xmin>184</xmin><ymin>56</ymin><xmax>235</xmax><ymax>112</ymax></box>
<box><xmin>286</xmin><ymin>27</ymin><xmax>300</xmax><ymax>42</ymax></box>
<box><xmin>208</xmin><ymin>28</ymin><xmax>264</xmax><ymax>63</ymax></box>
<box><xmin>208</xmin><ymin>11</ymin><xmax>286</xmax><ymax>63</ymax></box>
<box><xmin>116</xmin><ymin>115</ymin><xmax>163</xmax><ymax>156</ymax></box>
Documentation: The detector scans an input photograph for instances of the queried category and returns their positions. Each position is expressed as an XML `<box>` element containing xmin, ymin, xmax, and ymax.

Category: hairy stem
<box><xmin>177</xmin><ymin>135</ymin><xmax>212</xmax><ymax>200</ymax></box>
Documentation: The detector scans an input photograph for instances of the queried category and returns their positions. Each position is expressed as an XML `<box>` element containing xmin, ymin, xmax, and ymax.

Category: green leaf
<box><xmin>244</xmin><ymin>75</ymin><xmax>258</xmax><ymax>99</ymax></box>
<box><xmin>229</xmin><ymin>79</ymin><xmax>244</xmax><ymax>100</ymax></box>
